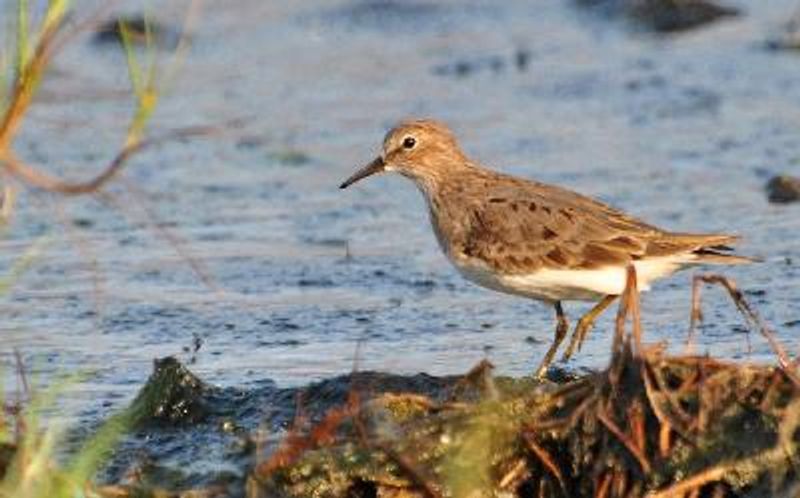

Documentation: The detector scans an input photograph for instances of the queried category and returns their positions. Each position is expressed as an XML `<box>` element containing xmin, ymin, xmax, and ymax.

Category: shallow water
<box><xmin>0</xmin><ymin>0</ymin><xmax>798</xmax><ymax>447</ymax></box>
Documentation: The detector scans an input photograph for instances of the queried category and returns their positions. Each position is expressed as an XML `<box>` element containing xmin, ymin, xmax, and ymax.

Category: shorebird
<box><xmin>340</xmin><ymin>119</ymin><xmax>752</xmax><ymax>377</ymax></box>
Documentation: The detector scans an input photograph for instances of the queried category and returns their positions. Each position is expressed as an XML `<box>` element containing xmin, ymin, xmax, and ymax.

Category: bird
<box><xmin>339</xmin><ymin>119</ymin><xmax>753</xmax><ymax>377</ymax></box>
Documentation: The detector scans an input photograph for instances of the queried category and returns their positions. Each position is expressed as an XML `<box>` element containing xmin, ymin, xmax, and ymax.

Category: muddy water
<box><xmin>0</xmin><ymin>0</ymin><xmax>799</xmax><ymax>458</ymax></box>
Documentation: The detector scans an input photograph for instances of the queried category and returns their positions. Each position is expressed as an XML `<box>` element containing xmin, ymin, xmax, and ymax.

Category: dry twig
<box><xmin>523</xmin><ymin>433</ymin><xmax>567</xmax><ymax>494</ymax></box>
<box><xmin>687</xmin><ymin>273</ymin><xmax>800</xmax><ymax>387</ymax></box>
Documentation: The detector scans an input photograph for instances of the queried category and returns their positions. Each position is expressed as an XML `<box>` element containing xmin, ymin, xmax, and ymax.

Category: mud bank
<box><xmin>81</xmin><ymin>345</ymin><xmax>798</xmax><ymax>497</ymax></box>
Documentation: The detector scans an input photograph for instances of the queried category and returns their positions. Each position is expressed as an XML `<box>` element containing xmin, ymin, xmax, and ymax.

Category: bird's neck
<box><xmin>409</xmin><ymin>163</ymin><xmax>487</xmax><ymax>258</ymax></box>
<box><xmin>404</xmin><ymin>158</ymin><xmax>477</xmax><ymax>199</ymax></box>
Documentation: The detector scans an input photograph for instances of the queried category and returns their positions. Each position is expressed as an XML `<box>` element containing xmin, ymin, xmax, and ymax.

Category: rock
<box><xmin>127</xmin><ymin>356</ymin><xmax>215</xmax><ymax>427</ymax></box>
<box><xmin>766</xmin><ymin>175</ymin><xmax>800</xmax><ymax>203</ymax></box>
<box><xmin>631</xmin><ymin>0</ymin><xmax>738</xmax><ymax>32</ymax></box>
<box><xmin>93</xmin><ymin>15</ymin><xmax>181</xmax><ymax>49</ymax></box>
<box><xmin>102</xmin><ymin>358</ymin><xmax>273</xmax><ymax>494</ymax></box>
<box><xmin>576</xmin><ymin>0</ymin><xmax>739</xmax><ymax>32</ymax></box>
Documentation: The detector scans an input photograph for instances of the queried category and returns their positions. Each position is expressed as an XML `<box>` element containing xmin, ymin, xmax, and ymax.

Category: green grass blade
<box><xmin>65</xmin><ymin>409</ymin><xmax>133</xmax><ymax>487</ymax></box>
<box><xmin>0</xmin><ymin>371</ymin><xmax>81</xmax><ymax>498</ymax></box>
<box><xmin>119</xmin><ymin>21</ymin><xmax>143</xmax><ymax>100</ymax></box>
<box><xmin>0</xmin><ymin>51</ymin><xmax>9</xmax><ymax>116</ymax></box>
<box><xmin>42</xmin><ymin>0</ymin><xmax>70</xmax><ymax>34</ymax></box>
<box><xmin>118</xmin><ymin>12</ymin><xmax>161</xmax><ymax>146</ymax></box>
<box><xmin>0</xmin><ymin>236</ymin><xmax>49</xmax><ymax>295</ymax></box>
<box><xmin>15</xmin><ymin>0</ymin><xmax>29</xmax><ymax>80</ymax></box>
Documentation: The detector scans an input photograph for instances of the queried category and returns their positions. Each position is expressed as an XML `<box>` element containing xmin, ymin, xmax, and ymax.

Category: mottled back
<box><xmin>425</xmin><ymin>163</ymin><xmax>743</xmax><ymax>275</ymax></box>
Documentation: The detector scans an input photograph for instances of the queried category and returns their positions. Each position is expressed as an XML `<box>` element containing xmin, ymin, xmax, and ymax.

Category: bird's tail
<box><xmin>658</xmin><ymin>233</ymin><xmax>759</xmax><ymax>265</ymax></box>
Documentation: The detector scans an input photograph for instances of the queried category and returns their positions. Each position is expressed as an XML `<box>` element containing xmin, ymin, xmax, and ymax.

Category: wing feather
<box><xmin>443</xmin><ymin>174</ymin><xmax>747</xmax><ymax>273</ymax></box>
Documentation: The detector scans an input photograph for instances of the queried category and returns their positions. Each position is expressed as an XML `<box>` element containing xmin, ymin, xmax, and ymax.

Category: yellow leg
<box><xmin>562</xmin><ymin>295</ymin><xmax>618</xmax><ymax>361</ymax></box>
<box><xmin>535</xmin><ymin>302</ymin><xmax>569</xmax><ymax>378</ymax></box>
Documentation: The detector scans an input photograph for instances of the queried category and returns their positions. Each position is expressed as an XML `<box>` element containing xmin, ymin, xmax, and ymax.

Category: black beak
<box><xmin>339</xmin><ymin>156</ymin><xmax>385</xmax><ymax>189</ymax></box>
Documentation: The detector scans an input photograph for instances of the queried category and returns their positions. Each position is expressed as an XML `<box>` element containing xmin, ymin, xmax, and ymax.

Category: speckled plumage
<box><xmin>430</xmin><ymin>166</ymin><xmax>742</xmax><ymax>270</ymax></box>
<box><xmin>341</xmin><ymin>119</ymin><xmax>752</xmax><ymax>375</ymax></box>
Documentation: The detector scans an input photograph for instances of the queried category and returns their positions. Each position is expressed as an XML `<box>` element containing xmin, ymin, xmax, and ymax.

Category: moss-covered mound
<box><xmin>249</xmin><ymin>345</ymin><xmax>800</xmax><ymax>498</ymax></box>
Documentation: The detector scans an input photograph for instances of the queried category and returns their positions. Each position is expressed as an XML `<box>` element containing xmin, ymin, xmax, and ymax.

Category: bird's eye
<box><xmin>402</xmin><ymin>136</ymin><xmax>417</xmax><ymax>149</ymax></box>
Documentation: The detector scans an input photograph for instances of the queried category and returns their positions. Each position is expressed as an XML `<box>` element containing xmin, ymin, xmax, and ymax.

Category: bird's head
<box><xmin>340</xmin><ymin>119</ymin><xmax>467</xmax><ymax>189</ymax></box>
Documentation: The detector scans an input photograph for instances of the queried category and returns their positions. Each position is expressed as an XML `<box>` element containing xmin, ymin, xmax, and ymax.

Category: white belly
<box><xmin>449</xmin><ymin>255</ymin><xmax>691</xmax><ymax>302</ymax></box>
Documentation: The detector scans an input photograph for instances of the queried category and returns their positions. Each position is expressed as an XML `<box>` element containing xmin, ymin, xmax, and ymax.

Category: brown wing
<box><xmin>449</xmin><ymin>177</ymin><xmax>743</xmax><ymax>274</ymax></box>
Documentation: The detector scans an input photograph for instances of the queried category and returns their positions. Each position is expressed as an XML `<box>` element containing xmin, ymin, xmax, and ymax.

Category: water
<box><xmin>0</xmin><ymin>0</ymin><xmax>798</xmax><ymax>460</ymax></box>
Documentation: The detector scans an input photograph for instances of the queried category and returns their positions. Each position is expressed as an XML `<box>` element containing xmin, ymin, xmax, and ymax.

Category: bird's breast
<box><xmin>440</xmin><ymin>252</ymin><xmax>689</xmax><ymax>303</ymax></box>
<box><xmin>447</xmin><ymin>254</ymin><xmax>607</xmax><ymax>302</ymax></box>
